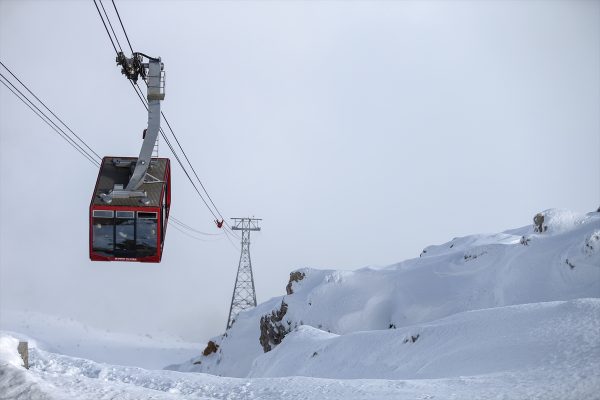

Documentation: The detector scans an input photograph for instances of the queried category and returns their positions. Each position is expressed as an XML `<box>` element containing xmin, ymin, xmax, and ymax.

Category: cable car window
<box><xmin>93</xmin><ymin>210</ymin><xmax>114</xmax><ymax>218</ymax></box>
<box><xmin>92</xmin><ymin>211</ymin><xmax>114</xmax><ymax>256</ymax></box>
<box><xmin>136</xmin><ymin>212</ymin><xmax>157</xmax><ymax>256</ymax></box>
<box><xmin>115</xmin><ymin>212</ymin><xmax>135</xmax><ymax>257</ymax></box>
<box><xmin>138</xmin><ymin>212</ymin><xmax>158</xmax><ymax>219</ymax></box>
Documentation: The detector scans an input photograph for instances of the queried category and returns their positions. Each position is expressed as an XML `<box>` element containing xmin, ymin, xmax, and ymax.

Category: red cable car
<box><xmin>89</xmin><ymin>52</ymin><xmax>169</xmax><ymax>263</ymax></box>
<box><xmin>89</xmin><ymin>156</ymin><xmax>170</xmax><ymax>262</ymax></box>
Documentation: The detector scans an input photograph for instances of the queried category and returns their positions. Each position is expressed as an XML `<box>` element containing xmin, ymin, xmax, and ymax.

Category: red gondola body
<box><xmin>89</xmin><ymin>156</ymin><xmax>171</xmax><ymax>262</ymax></box>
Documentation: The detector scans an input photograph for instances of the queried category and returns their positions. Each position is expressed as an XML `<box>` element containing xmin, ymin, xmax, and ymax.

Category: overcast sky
<box><xmin>1</xmin><ymin>0</ymin><xmax>598</xmax><ymax>342</ymax></box>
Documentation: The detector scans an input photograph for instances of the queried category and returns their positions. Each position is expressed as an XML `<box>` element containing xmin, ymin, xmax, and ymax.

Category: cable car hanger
<box><xmin>99</xmin><ymin>52</ymin><xmax>166</xmax><ymax>205</ymax></box>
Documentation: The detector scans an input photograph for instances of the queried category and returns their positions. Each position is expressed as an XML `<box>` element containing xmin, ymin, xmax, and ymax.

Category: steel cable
<box><xmin>0</xmin><ymin>72</ymin><xmax>100</xmax><ymax>167</ymax></box>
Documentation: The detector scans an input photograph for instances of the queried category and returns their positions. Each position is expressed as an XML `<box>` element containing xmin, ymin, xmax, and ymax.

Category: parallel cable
<box><xmin>0</xmin><ymin>60</ymin><xmax>102</xmax><ymax>161</ymax></box>
<box><xmin>171</xmin><ymin>216</ymin><xmax>224</xmax><ymax>236</ymax></box>
<box><xmin>130</xmin><ymin>66</ymin><xmax>231</xmax><ymax>227</ymax></box>
<box><xmin>92</xmin><ymin>0</ymin><xmax>119</xmax><ymax>54</ymax></box>
<box><xmin>159</xmin><ymin>112</ymin><xmax>230</xmax><ymax>227</ymax></box>
<box><xmin>136</xmin><ymin>77</ymin><xmax>234</xmax><ymax>231</ymax></box>
<box><xmin>222</xmin><ymin>227</ymin><xmax>240</xmax><ymax>251</ymax></box>
<box><xmin>111</xmin><ymin>0</ymin><xmax>134</xmax><ymax>54</ymax></box>
<box><xmin>155</xmin><ymin>89</ymin><xmax>239</xmax><ymax>237</ymax></box>
<box><xmin>0</xmin><ymin>78</ymin><xmax>99</xmax><ymax>167</ymax></box>
<box><xmin>0</xmin><ymin>72</ymin><xmax>100</xmax><ymax>167</ymax></box>
<box><xmin>131</xmin><ymin>83</ymin><xmax>233</xmax><ymax>235</ymax></box>
<box><xmin>98</xmin><ymin>0</ymin><xmax>124</xmax><ymax>53</ymax></box>
<box><xmin>170</xmin><ymin>223</ymin><xmax>222</xmax><ymax>242</ymax></box>
<box><xmin>128</xmin><ymin>80</ymin><xmax>221</xmax><ymax>222</ymax></box>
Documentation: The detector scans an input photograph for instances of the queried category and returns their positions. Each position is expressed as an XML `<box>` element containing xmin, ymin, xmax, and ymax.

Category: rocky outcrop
<box><xmin>534</xmin><ymin>212</ymin><xmax>548</xmax><ymax>233</ymax></box>
<box><xmin>286</xmin><ymin>271</ymin><xmax>306</xmax><ymax>295</ymax></box>
<box><xmin>258</xmin><ymin>271</ymin><xmax>306</xmax><ymax>352</ymax></box>
<box><xmin>259</xmin><ymin>300</ymin><xmax>290</xmax><ymax>352</ymax></box>
<box><xmin>202</xmin><ymin>340</ymin><xmax>219</xmax><ymax>356</ymax></box>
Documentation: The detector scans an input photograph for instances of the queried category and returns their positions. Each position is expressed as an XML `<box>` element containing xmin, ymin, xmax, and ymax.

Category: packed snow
<box><xmin>0</xmin><ymin>310</ymin><xmax>200</xmax><ymax>370</ymax></box>
<box><xmin>248</xmin><ymin>299</ymin><xmax>600</xmax><ymax>380</ymax></box>
<box><xmin>1</xmin><ymin>209</ymin><xmax>599</xmax><ymax>399</ymax></box>
<box><xmin>0</xmin><ymin>336</ymin><xmax>23</xmax><ymax>369</ymax></box>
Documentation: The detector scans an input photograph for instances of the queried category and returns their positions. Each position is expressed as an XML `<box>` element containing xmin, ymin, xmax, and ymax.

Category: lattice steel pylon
<box><xmin>226</xmin><ymin>217</ymin><xmax>261</xmax><ymax>330</ymax></box>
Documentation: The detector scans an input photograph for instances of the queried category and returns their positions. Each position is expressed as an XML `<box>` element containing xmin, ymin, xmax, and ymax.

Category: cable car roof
<box><xmin>92</xmin><ymin>157</ymin><xmax>169</xmax><ymax>208</ymax></box>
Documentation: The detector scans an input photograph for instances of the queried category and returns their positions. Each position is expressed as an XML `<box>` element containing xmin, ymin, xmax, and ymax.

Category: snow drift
<box><xmin>0</xmin><ymin>311</ymin><xmax>200</xmax><ymax>370</ymax></box>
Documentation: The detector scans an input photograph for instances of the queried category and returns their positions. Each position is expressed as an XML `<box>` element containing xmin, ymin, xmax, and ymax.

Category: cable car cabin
<box><xmin>89</xmin><ymin>156</ymin><xmax>171</xmax><ymax>262</ymax></box>
<box><xmin>90</xmin><ymin>53</ymin><xmax>168</xmax><ymax>262</ymax></box>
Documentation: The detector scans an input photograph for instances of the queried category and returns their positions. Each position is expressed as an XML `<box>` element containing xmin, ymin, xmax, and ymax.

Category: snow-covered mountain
<box><xmin>1</xmin><ymin>208</ymin><xmax>599</xmax><ymax>399</ymax></box>
<box><xmin>172</xmin><ymin>209</ymin><xmax>600</xmax><ymax>379</ymax></box>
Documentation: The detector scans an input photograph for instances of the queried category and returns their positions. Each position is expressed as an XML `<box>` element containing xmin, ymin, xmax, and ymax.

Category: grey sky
<box><xmin>1</xmin><ymin>0</ymin><xmax>598</xmax><ymax>342</ymax></box>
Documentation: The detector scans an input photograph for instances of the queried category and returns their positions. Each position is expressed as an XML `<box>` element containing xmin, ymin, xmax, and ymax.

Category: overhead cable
<box><xmin>0</xmin><ymin>71</ymin><xmax>100</xmax><ymax>167</ymax></box>
<box><xmin>97</xmin><ymin>0</ymin><xmax>124</xmax><ymax>54</ymax></box>
<box><xmin>171</xmin><ymin>216</ymin><xmax>225</xmax><ymax>236</ymax></box>
<box><xmin>92</xmin><ymin>0</ymin><xmax>119</xmax><ymax>54</ymax></box>
<box><xmin>0</xmin><ymin>60</ymin><xmax>102</xmax><ymax>161</ymax></box>
<box><xmin>169</xmin><ymin>222</ymin><xmax>223</xmax><ymax>242</ymax></box>
<box><xmin>111</xmin><ymin>0</ymin><xmax>134</xmax><ymax>54</ymax></box>
<box><xmin>128</xmin><ymin>80</ymin><xmax>222</xmax><ymax>222</ymax></box>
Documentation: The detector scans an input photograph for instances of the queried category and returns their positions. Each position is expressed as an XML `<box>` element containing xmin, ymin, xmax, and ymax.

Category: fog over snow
<box><xmin>1</xmin><ymin>0</ymin><xmax>599</xmax><ymax>345</ymax></box>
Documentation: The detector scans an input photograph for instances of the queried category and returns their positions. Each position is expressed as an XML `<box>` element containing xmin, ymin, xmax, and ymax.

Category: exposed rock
<box><xmin>464</xmin><ymin>250</ymin><xmax>487</xmax><ymax>261</ymax></box>
<box><xmin>202</xmin><ymin>340</ymin><xmax>219</xmax><ymax>356</ymax></box>
<box><xmin>565</xmin><ymin>258</ymin><xmax>576</xmax><ymax>269</ymax></box>
<box><xmin>286</xmin><ymin>271</ymin><xmax>306</xmax><ymax>295</ymax></box>
<box><xmin>403</xmin><ymin>334</ymin><xmax>420</xmax><ymax>343</ymax></box>
<box><xmin>584</xmin><ymin>231</ymin><xmax>600</xmax><ymax>256</ymax></box>
<box><xmin>259</xmin><ymin>300</ymin><xmax>290</xmax><ymax>352</ymax></box>
<box><xmin>534</xmin><ymin>213</ymin><xmax>548</xmax><ymax>233</ymax></box>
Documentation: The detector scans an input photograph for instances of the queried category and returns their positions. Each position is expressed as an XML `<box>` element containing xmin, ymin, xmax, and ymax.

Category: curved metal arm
<box><xmin>99</xmin><ymin>55</ymin><xmax>165</xmax><ymax>204</ymax></box>
<box><xmin>126</xmin><ymin>58</ymin><xmax>164</xmax><ymax>191</ymax></box>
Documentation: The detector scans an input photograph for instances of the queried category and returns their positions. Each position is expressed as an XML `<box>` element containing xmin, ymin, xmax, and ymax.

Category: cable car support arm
<box><xmin>100</xmin><ymin>52</ymin><xmax>165</xmax><ymax>204</ymax></box>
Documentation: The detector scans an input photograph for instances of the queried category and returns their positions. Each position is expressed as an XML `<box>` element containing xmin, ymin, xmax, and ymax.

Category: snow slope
<box><xmin>249</xmin><ymin>299</ymin><xmax>600</xmax><ymax>379</ymax></box>
<box><xmin>1</xmin><ymin>209</ymin><xmax>599</xmax><ymax>399</ymax></box>
<box><xmin>175</xmin><ymin>209</ymin><xmax>600</xmax><ymax>378</ymax></box>
<box><xmin>1</xmin><ymin>326</ymin><xmax>598</xmax><ymax>400</ymax></box>
<box><xmin>0</xmin><ymin>310</ymin><xmax>200</xmax><ymax>369</ymax></box>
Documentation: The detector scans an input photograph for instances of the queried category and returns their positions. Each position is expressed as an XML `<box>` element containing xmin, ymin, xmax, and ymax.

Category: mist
<box><xmin>1</xmin><ymin>0</ymin><xmax>598</xmax><ymax>342</ymax></box>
